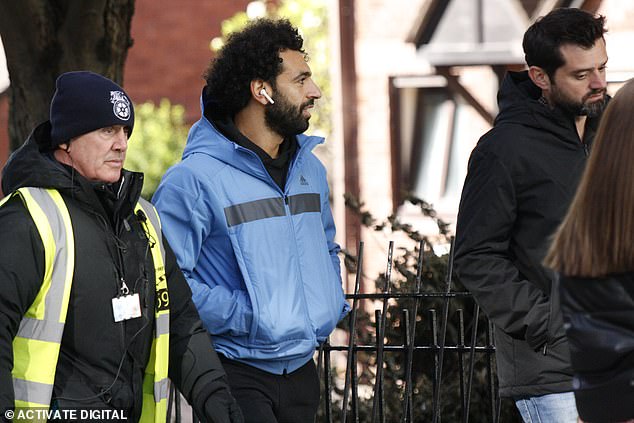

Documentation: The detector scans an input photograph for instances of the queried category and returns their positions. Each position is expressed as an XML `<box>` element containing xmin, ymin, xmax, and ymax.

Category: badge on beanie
<box><xmin>110</xmin><ymin>91</ymin><xmax>131</xmax><ymax>121</ymax></box>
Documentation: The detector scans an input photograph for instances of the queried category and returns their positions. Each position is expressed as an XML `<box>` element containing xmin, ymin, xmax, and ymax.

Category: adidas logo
<box><xmin>300</xmin><ymin>175</ymin><xmax>309</xmax><ymax>186</ymax></box>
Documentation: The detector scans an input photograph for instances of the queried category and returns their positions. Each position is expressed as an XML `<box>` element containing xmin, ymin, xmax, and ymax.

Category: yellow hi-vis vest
<box><xmin>0</xmin><ymin>187</ymin><xmax>170</xmax><ymax>423</ymax></box>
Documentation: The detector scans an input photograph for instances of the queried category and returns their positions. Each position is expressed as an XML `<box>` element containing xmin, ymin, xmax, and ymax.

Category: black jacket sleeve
<box><xmin>163</xmin><ymin>237</ymin><xmax>229</xmax><ymax>418</ymax></box>
<box><xmin>559</xmin><ymin>274</ymin><xmax>634</xmax><ymax>422</ymax></box>
<box><xmin>454</xmin><ymin>148</ymin><xmax>551</xmax><ymax>349</ymax></box>
<box><xmin>0</xmin><ymin>197</ymin><xmax>45</xmax><ymax>412</ymax></box>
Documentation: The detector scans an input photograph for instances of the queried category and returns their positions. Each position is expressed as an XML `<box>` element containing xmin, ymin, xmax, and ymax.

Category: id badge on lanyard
<box><xmin>112</xmin><ymin>278</ymin><xmax>142</xmax><ymax>322</ymax></box>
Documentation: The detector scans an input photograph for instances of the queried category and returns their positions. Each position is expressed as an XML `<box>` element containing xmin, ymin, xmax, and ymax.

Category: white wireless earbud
<box><xmin>260</xmin><ymin>88</ymin><xmax>275</xmax><ymax>104</ymax></box>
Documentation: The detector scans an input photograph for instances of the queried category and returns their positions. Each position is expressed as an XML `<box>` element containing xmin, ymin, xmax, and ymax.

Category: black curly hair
<box><xmin>204</xmin><ymin>18</ymin><xmax>305</xmax><ymax>119</ymax></box>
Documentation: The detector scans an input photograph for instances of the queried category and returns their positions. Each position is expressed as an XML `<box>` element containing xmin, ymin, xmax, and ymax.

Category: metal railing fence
<box><xmin>168</xmin><ymin>239</ymin><xmax>507</xmax><ymax>422</ymax></box>
<box><xmin>316</xmin><ymin>240</ymin><xmax>502</xmax><ymax>423</ymax></box>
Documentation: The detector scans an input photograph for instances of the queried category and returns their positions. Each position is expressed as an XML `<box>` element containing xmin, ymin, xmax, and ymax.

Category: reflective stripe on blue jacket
<box><xmin>153</xmin><ymin>106</ymin><xmax>349</xmax><ymax>375</ymax></box>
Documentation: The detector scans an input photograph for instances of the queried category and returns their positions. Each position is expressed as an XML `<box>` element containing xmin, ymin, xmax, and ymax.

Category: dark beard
<box><xmin>264</xmin><ymin>93</ymin><xmax>313</xmax><ymax>137</ymax></box>
<box><xmin>578</xmin><ymin>96</ymin><xmax>607</xmax><ymax>117</ymax></box>
<box><xmin>552</xmin><ymin>88</ymin><xmax>607</xmax><ymax>118</ymax></box>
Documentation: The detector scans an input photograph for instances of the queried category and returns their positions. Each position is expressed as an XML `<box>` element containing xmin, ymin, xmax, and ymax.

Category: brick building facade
<box><xmin>124</xmin><ymin>0</ymin><xmax>251</xmax><ymax>123</ymax></box>
<box><xmin>0</xmin><ymin>0</ymin><xmax>250</xmax><ymax>192</ymax></box>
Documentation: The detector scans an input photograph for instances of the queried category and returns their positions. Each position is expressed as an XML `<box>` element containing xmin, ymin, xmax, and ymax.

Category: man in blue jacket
<box><xmin>153</xmin><ymin>18</ymin><xmax>349</xmax><ymax>423</ymax></box>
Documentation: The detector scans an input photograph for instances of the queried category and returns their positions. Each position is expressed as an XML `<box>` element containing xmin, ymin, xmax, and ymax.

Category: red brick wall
<box><xmin>0</xmin><ymin>1</ymin><xmax>249</xmax><ymax>195</ymax></box>
<box><xmin>124</xmin><ymin>0</ymin><xmax>251</xmax><ymax>123</ymax></box>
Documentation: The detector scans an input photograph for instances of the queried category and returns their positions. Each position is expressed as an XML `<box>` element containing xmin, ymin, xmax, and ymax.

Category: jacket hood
<box><xmin>1</xmin><ymin>121</ymin><xmax>74</xmax><ymax>195</ymax></box>
<box><xmin>1</xmin><ymin>121</ymin><xmax>142</xmax><ymax>209</ymax></box>
<box><xmin>495</xmin><ymin>71</ymin><xmax>603</xmax><ymax>145</ymax></box>
<box><xmin>182</xmin><ymin>89</ymin><xmax>324</xmax><ymax>175</ymax></box>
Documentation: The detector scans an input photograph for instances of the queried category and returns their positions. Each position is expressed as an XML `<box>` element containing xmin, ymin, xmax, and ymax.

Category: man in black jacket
<box><xmin>0</xmin><ymin>71</ymin><xmax>243</xmax><ymax>423</ymax></box>
<box><xmin>454</xmin><ymin>8</ymin><xmax>608</xmax><ymax>422</ymax></box>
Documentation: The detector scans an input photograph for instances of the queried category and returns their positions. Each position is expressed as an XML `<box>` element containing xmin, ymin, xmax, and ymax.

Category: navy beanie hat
<box><xmin>50</xmin><ymin>71</ymin><xmax>134</xmax><ymax>147</ymax></box>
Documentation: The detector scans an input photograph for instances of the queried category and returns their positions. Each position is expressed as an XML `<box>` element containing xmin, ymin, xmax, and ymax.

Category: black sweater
<box><xmin>207</xmin><ymin>113</ymin><xmax>298</xmax><ymax>191</ymax></box>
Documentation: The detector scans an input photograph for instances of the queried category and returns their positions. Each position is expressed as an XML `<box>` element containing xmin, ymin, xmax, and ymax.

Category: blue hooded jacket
<box><xmin>153</xmin><ymin>97</ymin><xmax>349</xmax><ymax>374</ymax></box>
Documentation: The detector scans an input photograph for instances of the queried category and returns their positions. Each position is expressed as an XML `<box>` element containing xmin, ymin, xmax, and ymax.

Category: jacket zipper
<box><xmin>543</xmin><ymin>135</ymin><xmax>589</xmax><ymax>356</ymax></box>
<box><xmin>93</xmin><ymin>211</ymin><xmax>128</xmax><ymax>351</ymax></box>
<box><xmin>282</xmin><ymin>190</ymin><xmax>313</xmax><ymax>354</ymax></box>
<box><xmin>238</xmin><ymin>142</ymin><xmax>315</xmax><ymax>359</ymax></box>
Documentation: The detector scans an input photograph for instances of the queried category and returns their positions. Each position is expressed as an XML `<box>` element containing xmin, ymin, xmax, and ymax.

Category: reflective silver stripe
<box><xmin>154</xmin><ymin>378</ymin><xmax>169</xmax><ymax>402</ymax></box>
<box><xmin>223</xmin><ymin>194</ymin><xmax>321</xmax><ymax>227</ymax></box>
<box><xmin>288</xmin><ymin>193</ymin><xmax>321</xmax><ymax>215</ymax></box>
<box><xmin>137</xmin><ymin>198</ymin><xmax>166</xmax><ymax>263</ymax></box>
<box><xmin>27</xmin><ymin>188</ymin><xmax>69</xmax><ymax>323</ymax></box>
<box><xmin>155</xmin><ymin>313</ymin><xmax>169</xmax><ymax>337</ymax></box>
<box><xmin>224</xmin><ymin>197</ymin><xmax>285</xmax><ymax>227</ymax></box>
<box><xmin>11</xmin><ymin>188</ymin><xmax>73</xmax><ymax>409</ymax></box>
<box><xmin>17</xmin><ymin>318</ymin><xmax>65</xmax><ymax>343</ymax></box>
<box><xmin>13</xmin><ymin>378</ymin><xmax>54</xmax><ymax>405</ymax></box>
<box><xmin>17</xmin><ymin>188</ymin><xmax>69</xmax><ymax>338</ymax></box>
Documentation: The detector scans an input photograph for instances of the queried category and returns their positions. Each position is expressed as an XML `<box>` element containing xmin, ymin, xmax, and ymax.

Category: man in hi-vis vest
<box><xmin>0</xmin><ymin>71</ymin><xmax>243</xmax><ymax>423</ymax></box>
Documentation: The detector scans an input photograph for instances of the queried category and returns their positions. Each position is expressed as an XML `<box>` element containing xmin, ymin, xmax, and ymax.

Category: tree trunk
<box><xmin>0</xmin><ymin>0</ymin><xmax>135</xmax><ymax>150</ymax></box>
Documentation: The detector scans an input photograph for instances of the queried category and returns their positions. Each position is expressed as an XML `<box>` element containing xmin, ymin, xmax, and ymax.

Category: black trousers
<box><xmin>219</xmin><ymin>355</ymin><xmax>320</xmax><ymax>423</ymax></box>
